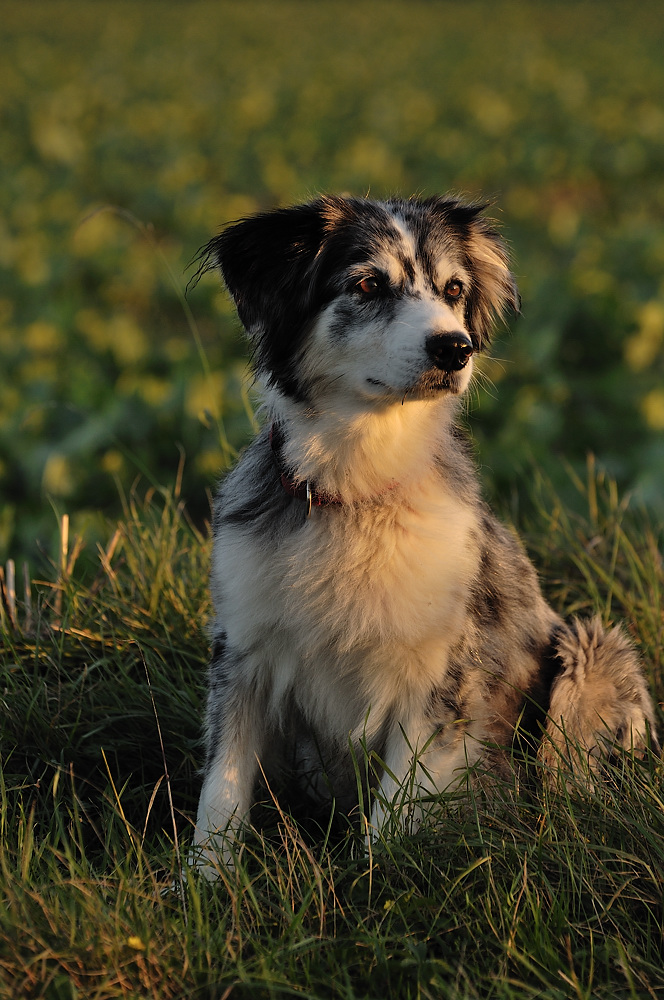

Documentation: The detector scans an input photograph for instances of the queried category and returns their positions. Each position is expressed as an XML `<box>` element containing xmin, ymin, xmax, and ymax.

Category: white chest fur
<box><xmin>212</xmin><ymin>474</ymin><xmax>480</xmax><ymax>739</ymax></box>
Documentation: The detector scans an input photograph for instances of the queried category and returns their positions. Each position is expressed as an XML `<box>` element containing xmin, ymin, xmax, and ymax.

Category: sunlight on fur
<box><xmin>192</xmin><ymin>195</ymin><xmax>658</xmax><ymax>875</ymax></box>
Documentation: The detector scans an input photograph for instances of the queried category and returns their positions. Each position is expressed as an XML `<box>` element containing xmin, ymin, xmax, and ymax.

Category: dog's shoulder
<box><xmin>212</xmin><ymin>424</ymin><xmax>304</xmax><ymax>535</ymax></box>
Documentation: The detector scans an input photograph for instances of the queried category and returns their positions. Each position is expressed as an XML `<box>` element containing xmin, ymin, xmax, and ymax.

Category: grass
<box><xmin>1</xmin><ymin>472</ymin><xmax>663</xmax><ymax>999</ymax></box>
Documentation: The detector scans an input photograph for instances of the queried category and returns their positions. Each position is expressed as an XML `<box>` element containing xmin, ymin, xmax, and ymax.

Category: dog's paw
<box><xmin>187</xmin><ymin>838</ymin><xmax>237</xmax><ymax>880</ymax></box>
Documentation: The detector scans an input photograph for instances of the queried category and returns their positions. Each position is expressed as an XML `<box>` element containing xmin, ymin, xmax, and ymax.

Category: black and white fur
<box><xmin>194</xmin><ymin>195</ymin><xmax>657</xmax><ymax>872</ymax></box>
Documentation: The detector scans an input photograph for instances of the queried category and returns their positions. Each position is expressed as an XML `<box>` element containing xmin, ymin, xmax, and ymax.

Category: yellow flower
<box><xmin>25</xmin><ymin>321</ymin><xmax>62</xmax><ymax>354</ymax></box>
<box><xmin>126</xmin><ymin>936</ymin><xmax>146</xmax><ymax>951</ymax></box>
<box><xmin>185</xmin><ymin>372</ymin><xmax>225</xmax><ymax>421</ymax></box>
<box><xmin>42</xmin><ymin>453</ymin><xmax>75</xmax><ymax>497</ymax></box>
<box><xmin>625</xmin><ymin>301</ymin><xmax>664</xmax><ymax>372</ymax></box>
<box><xmin>641</xmin><ymin>389</ymin><xmax>664</xmax><ymax>431</ymax></box>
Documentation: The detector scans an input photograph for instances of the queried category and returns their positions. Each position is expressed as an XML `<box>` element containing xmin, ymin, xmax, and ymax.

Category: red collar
<box><xmin>270</xmin><ymin>423</ymin><xmax>343</xmax><ymax>515</ymax></box>
<box><xmin>269</xmin><ymin>422</ymin><xmax>399</xmax><ymax>516</ymax></box>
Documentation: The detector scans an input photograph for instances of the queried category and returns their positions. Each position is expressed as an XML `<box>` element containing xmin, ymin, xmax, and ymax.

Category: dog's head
<box><xmin>201</xmin><ymin>195</ymin><xmax>518</xmax><ymax>406</ymax></box>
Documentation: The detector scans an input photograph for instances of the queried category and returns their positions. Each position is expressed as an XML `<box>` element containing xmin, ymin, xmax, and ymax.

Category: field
<box><xmin>1</xmin><ymin>1</ymin><xmax>664</xmax><ymax>566</ymax></box>
<box><xmin>1</xmin><ymin>2</ymin><xmax>664</xmax><ymax>997</ymax></box>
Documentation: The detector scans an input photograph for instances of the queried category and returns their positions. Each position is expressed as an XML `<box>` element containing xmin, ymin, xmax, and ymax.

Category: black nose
<box><xmin>425</xmin><ymin>333</ymin><xmax>474</xmax><ymax>373</ymax></box>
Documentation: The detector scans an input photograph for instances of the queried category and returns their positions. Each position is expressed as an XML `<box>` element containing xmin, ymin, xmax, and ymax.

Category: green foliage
<box><xmin>0</xmin><ymin>486</ymin><xmax>208</xmax><ymax>843</ymax></box>
<box><xmin>1</xmin><ymin>474</ymin><xmax>663</xmax><ymax>998</ymax></box>
<box><xmin>1</xmin><ymin>1</ymin><xmax>664</xmax><ymax>563</ymax></box>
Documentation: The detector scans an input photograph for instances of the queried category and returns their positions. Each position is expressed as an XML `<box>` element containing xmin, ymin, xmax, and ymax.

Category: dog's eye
<box><xmin>444</xmin><ymin>280</ymin><xmax>463</xmax><ymax>301</ymax></box>
<box><xmin>356</xmin><ymin>276</ymin><xmax>381</xmax><ymax>297</ymax></box>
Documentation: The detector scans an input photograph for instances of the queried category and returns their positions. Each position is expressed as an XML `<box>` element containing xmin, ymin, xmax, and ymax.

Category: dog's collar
<box><xmin>270</xmin><ymin>423</ymin><xmax>344</xmax><ymax>516</ymax></box>
<box><xmin>269</xmin><ymin>422</ymin><xmax>398</xmax><ymax>516</ymax></box>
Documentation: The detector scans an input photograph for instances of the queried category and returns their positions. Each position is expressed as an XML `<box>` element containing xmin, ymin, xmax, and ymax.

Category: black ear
<box><xmin>429</xmin><ymin>199</ymin><xmax>519</xmax><ymax>351</ymax></box>
<box><xmin>205</xmin><ymin>202</ymin><xmax>329</xmax><ymax>332</ymax></box>
<box><xmin>200</xmin><ymin>200</ymin><xmax>338</xmax><ymax>397</ymax></box>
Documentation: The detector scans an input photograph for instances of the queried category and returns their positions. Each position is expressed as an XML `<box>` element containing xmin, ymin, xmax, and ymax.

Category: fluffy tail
<box><xmin>540</xmin><ymin>617</ymin><xmax>659</xmax><ymax>779</ymax></box>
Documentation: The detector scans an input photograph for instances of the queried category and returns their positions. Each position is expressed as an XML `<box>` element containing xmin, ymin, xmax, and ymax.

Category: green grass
<box><xmin>1</xmin><ymin>475</ymin><xmax>663</xmax><ymax>999</ymax></box>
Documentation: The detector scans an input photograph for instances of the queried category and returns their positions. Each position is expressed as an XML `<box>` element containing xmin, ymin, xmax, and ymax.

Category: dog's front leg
<box><xmin>368</xmin><ymin>716</ymin><xmax>431</xmax><ymax>840</ymax></box>
<box><xmin>193</xmin><ymin>651</ymin><xmax>266</xmax><ymax>875</ymax></box>
<box><xmin>368</xmin><ymin>716</ymin><xmax>470</xmax><ymax>842</ymax></box>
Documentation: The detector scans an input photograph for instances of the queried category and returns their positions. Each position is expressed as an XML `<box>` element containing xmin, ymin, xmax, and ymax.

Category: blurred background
<box><xmin>1</xmin><ymin>0</ymin><xmax>663</xmax><ymax>567</ymax></box>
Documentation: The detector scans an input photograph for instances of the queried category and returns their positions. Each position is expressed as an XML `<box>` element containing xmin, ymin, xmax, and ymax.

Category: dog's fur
<box><xmin>193</xmin><ymin>195</ymin><xmax>657</xmax><ymax>871</ymax></box>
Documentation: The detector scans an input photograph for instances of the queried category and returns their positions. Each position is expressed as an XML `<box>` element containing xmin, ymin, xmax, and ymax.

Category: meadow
<box><xmin>1</xmin><ymin>1</ymin><xmax>664</xmax><ymax>996</ymax></box>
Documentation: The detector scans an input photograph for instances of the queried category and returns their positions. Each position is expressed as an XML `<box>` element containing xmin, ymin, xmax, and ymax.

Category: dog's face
<box><xmin>202</xmin><ymin>196</ymin><xmax>518</xmax><ymax>407</ymax></box>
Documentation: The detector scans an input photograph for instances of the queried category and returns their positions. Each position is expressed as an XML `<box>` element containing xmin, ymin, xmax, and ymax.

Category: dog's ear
<box><xmin>200</xmin><ymin>198</ymin><xmax>348</xmax><ymax>396</ymax></box>
<box><xmin>462</xmin><ymin>207</ymin><xmax>520</xmax><ymax>351</ymax></box>
<box><xmin>430</xmin><ymin>200</ymin><xmax>520</xmax><ymax>351</ymax></box>
<box><xmin>204</xmin><ymin>202</ymin><xmax>329</xmax><ymax>333</ymax></box>
<box><xmin>465</xmin><ymin>212</ymin><xmax>520</xmax><ymax>350</ymax></box>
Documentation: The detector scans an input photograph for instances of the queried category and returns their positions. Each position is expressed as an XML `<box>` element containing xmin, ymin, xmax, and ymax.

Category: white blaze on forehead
<box><xmin>386</xmin><ymin>208</ymin><xmax>419</xmax><ymax>261</ymax></box>
<box><xmin>343</xmin><ymin>205</ymin><xmax>473</xmax><ymax>296</ymax></box>
<box><xmin>386</xmin><ymin>210</ymin><xmax>430</xmax><ymax>291</ymax></box>
<box><xmin>385</xmin><ymin>206</ymin><xmax>471</xmax><ymax>293</ymax></box>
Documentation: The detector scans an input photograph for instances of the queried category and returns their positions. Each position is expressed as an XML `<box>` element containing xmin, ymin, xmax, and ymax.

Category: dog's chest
<box><xmin>215</xmin><ymin>481</ymin><xmax>480</xmax><ymax>659</ymax></box>
<box><xmin>293</xmin><ymin>494</ymin><xmax>477</xmax><ymax>644</ymax></box>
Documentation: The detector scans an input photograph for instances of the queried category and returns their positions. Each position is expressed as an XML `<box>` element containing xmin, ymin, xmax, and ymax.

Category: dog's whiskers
<box><xmin>471</xmin><ymin>368</ymin><xmax>499</xmax><ymax>402</ymax></box>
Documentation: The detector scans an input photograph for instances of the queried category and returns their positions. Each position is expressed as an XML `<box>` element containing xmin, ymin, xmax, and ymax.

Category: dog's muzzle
<box><xmin>425</xmin><ymin>332</ymin><xmax>474</xmax><ymax>373</ymax></box>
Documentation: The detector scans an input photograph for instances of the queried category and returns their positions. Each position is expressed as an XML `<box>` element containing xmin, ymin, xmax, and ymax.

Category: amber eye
<box><xmin>444</xmin><ymin>280</ymin><xmax>463</xmax><ymax>300</ymax></box>
<box><xmin>357</xmin><ymin>276</ymin><xmax>380</xmax><ymax>297</ymax></box>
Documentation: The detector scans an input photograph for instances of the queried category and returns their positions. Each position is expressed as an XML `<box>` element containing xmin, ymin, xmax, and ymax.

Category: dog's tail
<box><xmin>540</xmin><ymin>617</ymin><xmax>659</xmax><ymax>779</ymax></box>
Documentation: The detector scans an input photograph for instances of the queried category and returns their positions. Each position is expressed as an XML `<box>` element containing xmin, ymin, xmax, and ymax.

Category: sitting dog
<box><xmin>193</xmin><ymin>195</ymin><xmax>657</xmax><ymax>870</ymax></box>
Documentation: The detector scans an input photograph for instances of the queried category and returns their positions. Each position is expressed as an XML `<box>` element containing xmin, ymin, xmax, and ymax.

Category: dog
<box><xmin>193</xmin><ymin>194</ymin><xmax>657</xmax><ymax>872</ymax></box>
